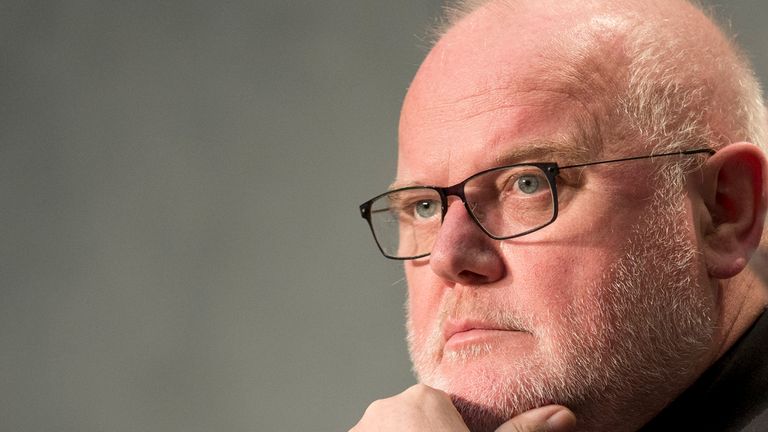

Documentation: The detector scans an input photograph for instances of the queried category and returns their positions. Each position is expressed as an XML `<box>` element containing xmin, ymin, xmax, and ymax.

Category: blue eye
<box><xmin>517</xmin><ymin>175</ymin><xmax>541</xmax><ymax>194</ymax></box>
<box><xmin>414</xmin><ymin>200</ymin><xmax>439</xmax><ymax>218</ymax></box>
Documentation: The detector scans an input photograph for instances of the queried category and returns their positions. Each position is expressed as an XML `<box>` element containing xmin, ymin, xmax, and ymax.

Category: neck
<box><xmin>713</xmin><ymin>258</ymin><xmax>768</xmax><ymax>358</ymax></box>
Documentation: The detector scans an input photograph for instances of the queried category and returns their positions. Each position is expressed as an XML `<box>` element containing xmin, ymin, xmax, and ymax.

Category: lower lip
<box><xmin>445</xmin><ymin>329</ymin><xmax>527</xmax><ymax>351</ymax></box>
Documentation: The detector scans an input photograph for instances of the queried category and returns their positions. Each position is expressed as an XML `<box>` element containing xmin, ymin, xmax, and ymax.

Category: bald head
<box><xmin>420</xmin><ymin>0</ymin><xmax>766</xmax><ymax>156</ymax></box>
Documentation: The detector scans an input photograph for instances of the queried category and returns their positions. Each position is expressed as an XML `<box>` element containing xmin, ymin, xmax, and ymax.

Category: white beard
<box><xmin>406</xmin><ymin>183</ymin><xmax>716</xmax><ymax>432</ymax></box>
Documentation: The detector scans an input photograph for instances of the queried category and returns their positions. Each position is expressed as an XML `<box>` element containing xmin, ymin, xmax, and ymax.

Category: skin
<box><xmin>352</xmin><ymin>0</ymin><xmax>768</xmax><ymax>431</ymax></box>
<box><xmin>753</xmin><ymin>248</ymin><xmax>768</xmax><ymax>288</ymax></box>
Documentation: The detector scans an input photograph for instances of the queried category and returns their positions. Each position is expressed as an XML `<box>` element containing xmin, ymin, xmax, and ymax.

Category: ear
<box><xmin>699</xmin><ymin>143</ymin><xmax>768</xmax><ymax>279</ymax></box>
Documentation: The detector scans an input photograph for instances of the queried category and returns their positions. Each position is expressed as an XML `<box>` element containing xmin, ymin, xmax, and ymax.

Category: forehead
<box><xmin>396</xmin><ymin>2</ymin><xmax>623</xmax><ymax>186</ymax></box>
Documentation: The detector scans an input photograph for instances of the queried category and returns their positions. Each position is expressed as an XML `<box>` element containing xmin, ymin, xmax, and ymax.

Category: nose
<box><xmin>429</xmin><ymin>200</ymin><xmax>506</xmax><ymax>285</ymax></box>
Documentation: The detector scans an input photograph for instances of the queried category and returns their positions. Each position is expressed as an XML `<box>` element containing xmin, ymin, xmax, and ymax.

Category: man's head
<box><xmin>394</xmin><ymin>0</ymin><xmax>768</xmax><ymax>430</ymax></box>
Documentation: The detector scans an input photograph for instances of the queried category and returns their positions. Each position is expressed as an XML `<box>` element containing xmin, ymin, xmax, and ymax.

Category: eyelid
<box><xmin>387</xmin><ymin>189</ymin><xmax>439</xmax><ymax>208</ymax></box>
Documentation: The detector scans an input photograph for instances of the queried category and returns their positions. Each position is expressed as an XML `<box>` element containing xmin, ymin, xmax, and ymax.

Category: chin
<box><xmin>416</xmin><ymin>337</ymin><xmax>576</xmax><ymax>423</ymax></box>
<box><xmin>428</xmin><ymin>356</ymin><xmax>569</xmax><ymax>432</ymax></box>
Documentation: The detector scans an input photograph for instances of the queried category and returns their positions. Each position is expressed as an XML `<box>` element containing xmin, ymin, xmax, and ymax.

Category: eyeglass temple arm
<box><xmin>559</xmin><ymin>148</ymin><xmax>716</xmax><ymax>170</ymax></box>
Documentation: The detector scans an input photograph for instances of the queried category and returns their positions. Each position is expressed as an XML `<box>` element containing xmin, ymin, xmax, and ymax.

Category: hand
<box><xmin>495</xmin><ymin>405</ymin><xmax>577</xmax><ymax>432</ymax></box>
<box><xmin>350</xmin><ymin>384</ymin><xmax>576</xmax><ymax>432</ymax></box>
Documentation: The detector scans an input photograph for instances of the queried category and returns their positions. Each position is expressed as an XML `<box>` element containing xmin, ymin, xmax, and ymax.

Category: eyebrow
<box><xmin>389</xmin><ymin>136</ymin><xmax>596</xmax><ymax>191</ymax></box>
<box><xmin>492</xmin><ymin>138</ymin><xmax>594</xmax><ymax>166</ymax></box>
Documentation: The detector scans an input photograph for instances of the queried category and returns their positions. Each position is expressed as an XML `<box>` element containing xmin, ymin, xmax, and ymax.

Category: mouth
<box><xmin>443</xmin><ymin>320</ymin><xmax>529</xmax><ymax>351</ymax></box>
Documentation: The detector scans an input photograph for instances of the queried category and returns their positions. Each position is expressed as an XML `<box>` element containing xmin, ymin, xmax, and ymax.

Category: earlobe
<box><xmin>700</xmin><ymin>143</ymin><xmax>768</xmax><ymax>279</ymax></box>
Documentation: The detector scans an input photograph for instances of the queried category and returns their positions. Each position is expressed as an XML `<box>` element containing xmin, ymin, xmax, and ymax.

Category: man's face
<box><xmin>399</xmin><ymin>4</ymin><xmax>717</xmax><ymax>430</ymax></box>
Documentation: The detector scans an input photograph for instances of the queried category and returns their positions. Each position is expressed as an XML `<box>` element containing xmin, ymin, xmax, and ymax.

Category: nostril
<box><xmin>457</xmin><ymin>269</ymin><xmax>490</xmax><ymax>285</ymax></box>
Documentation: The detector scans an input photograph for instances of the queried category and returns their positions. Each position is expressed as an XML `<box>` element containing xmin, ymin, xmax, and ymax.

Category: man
<box><xmin>354</xmin><ymin>0</ymin><xmax>768</xmax><ymax>431</ymax></box>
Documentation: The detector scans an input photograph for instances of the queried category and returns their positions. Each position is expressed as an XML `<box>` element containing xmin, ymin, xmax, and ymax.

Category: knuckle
<box><xmin>406</xmin><ymin>383</ymin><xmax>443</xmax><ymax>399</ymax></box>
<box><xmin>405</xmin><ymin>383</ymin><xmax>430</xmax><ymax>394</ymax></box>
<box><xmin>364</xmin><ymin>398</ymin><xmax>387</xmax><ymax>414</ymax></box>
<box><xmin>404</xmin><ymin>384</ymin><xmax>452</xmax><ymax>411</ymax></box>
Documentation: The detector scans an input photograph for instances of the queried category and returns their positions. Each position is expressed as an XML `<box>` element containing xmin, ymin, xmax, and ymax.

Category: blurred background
<box><xmin>1</xmin><ymin>1</ymin><xmax>766</xmax><ymax>431</ymax></box>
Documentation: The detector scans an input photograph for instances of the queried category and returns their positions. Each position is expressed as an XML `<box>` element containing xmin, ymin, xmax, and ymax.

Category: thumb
<box><xmin>494</xmin><ymin>405</ymin><xmax>576</xmax><ymax>432</ymax></box>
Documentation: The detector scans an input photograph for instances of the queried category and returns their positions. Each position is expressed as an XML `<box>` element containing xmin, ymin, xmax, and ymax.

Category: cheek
<box><xmin>504</xmin><ymin>187</ymin><xmax>658</xmax><ymax>304</ymax></box>
<box><xmin>499</xmin><ymin>240</ymin><xmax>623</xmax><ymax>314</ymax></box>
<box><xmin>405</xmin><ymin>263</ymin><xmax>444</xmax><ymax>335</ymax></box>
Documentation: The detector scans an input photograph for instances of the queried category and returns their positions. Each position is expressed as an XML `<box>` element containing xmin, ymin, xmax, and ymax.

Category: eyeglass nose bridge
<box><xmin>433</xmin><ymin>180</ymin><xmax>490</xmax><ymax>235</ymax></box>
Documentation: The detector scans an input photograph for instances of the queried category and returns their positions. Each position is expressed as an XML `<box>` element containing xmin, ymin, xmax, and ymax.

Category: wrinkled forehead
<box><xmin>404</xmin><ymin>3</ymin><xmax>572</xmax><ymax>112</ymax></box>
<box><xmin>396</xmin><ymin>2</ymin><xmax>629</xmax><ymax>184</ymax></box>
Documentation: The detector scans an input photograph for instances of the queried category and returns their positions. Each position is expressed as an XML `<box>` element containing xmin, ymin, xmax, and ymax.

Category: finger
<box><xmin>494</xmin><ymin>405</ymin><xmax>576</xmax><ymax>432</ymax></box>
<box><xmin>350</xmin><ymin>384</ymin><xmax>471</xmax><ymax>431</ymax></box>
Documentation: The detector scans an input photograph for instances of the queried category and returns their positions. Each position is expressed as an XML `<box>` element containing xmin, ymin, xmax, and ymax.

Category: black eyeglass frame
<box><xmin>359</xmin><ymin>148</ymin><xmax>716</xmax><ymax>260</ymax></box>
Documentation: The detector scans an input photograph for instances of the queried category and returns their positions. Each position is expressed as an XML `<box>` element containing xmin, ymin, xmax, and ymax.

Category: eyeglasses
<box><xmin>359</xmin><ymin>148</ymin><xmax>715</xmax><ymax>260</ymax></box>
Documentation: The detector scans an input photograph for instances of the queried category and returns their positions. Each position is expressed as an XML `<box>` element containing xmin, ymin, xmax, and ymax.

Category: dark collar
<box><xmin>640</xmin><ymin>310</ymin><xmax>768</xmax><ymax>431</ymax></box>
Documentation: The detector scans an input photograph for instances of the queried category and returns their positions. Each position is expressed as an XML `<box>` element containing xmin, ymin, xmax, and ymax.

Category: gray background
<box><xmin>1</xmin><ymin>1</ymin><xmax>765</xmax><ymax>431</ymax></box>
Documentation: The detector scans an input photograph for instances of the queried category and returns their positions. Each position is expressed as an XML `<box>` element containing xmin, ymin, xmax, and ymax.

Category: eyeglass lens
<box><xmin>367</xmin><ymin>165</ymin><xmax>556</xmax><ymax>259</ymax></box>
